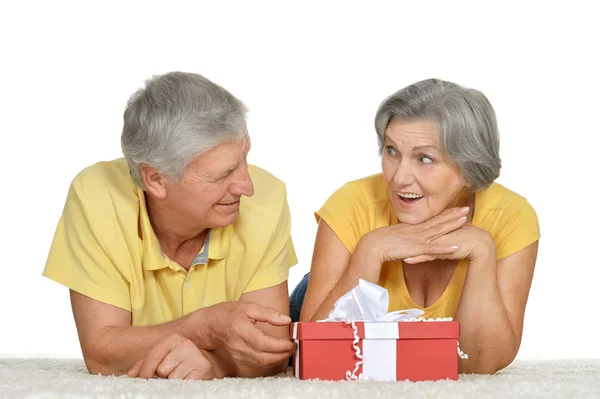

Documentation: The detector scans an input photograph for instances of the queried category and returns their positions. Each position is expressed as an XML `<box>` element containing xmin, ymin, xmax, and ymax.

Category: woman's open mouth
<box><xmin>397</xmin><ymin>192</ymin><xmax>424</xmax><ymax>206</ymax></box>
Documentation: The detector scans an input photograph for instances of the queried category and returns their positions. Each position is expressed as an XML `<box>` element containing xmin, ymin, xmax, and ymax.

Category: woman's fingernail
<box><xmin>451</xmin><ymin>246</ymin><xmax>459</xmax><ymax>250</ymax></box>
<box><xmin>459</xmin><ymin>216</ymin><xmax>467</xmax><ymax>221</ymax></box>
<box><xmin>404</xmin><ymin>258</ymin><xmax>413</xmax><ymax>262</ymax></box>
<box><xmin>461</xmin><ymin>206</ymin><xmax>470</xmax><ymax>213</ymax></box>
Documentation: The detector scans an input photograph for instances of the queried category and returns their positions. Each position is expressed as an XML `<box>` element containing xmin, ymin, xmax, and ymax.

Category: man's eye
<box><xmin>385</xmin><ymin>146</ymin><xmax>397</xmax><ymax>156</ymax></box>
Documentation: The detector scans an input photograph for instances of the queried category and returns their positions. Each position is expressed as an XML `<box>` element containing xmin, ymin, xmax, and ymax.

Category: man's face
<box><xmin>161</xmin><ymin>134</ymin><xmax>254</xmax><ymax>229</ymax></box>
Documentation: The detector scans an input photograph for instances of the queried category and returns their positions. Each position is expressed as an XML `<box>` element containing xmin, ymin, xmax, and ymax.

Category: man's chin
<box><xmin>211</xmin><ymin>211</ymin><xmax>240</xmax><ymax>228</ymax></box>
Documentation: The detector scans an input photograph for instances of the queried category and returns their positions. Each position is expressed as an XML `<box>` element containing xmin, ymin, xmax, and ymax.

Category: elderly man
<box><xmin>43</xmin><ymin>72</ymin><xmax>297</xmax><ymax>380</ymax></box>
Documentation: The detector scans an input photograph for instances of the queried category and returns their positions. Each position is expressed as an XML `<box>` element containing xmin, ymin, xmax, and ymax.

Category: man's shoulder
<box><xmin>69</xmin><ymin>158</ymin><xmax>139</xmax><ymax>215</ymax></box>
<box><xmin>246</xmin><ymin>165</ymin><xmax>287</xmax><ymax>205</ymax></box>
<box><xmin>238</xmin><ymin>165</ymin><xmax>288</xmax><ymax>223</ymax></box>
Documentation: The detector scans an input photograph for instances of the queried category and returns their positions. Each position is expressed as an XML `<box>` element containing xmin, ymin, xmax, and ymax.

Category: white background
<box><xmin>1</xmin><ymin>1</ymin><xmax>598</xmax><ymax>360</ymax></box>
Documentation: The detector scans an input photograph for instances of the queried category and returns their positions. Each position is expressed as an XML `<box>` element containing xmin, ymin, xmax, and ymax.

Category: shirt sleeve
<box><xmin>495</xmin><ymin>196</ymin><xmax>541</xmax><ymax>260</ymax></box>
<box><xmin>42</xmin><ymin>186</ymin><xmax>131</xmax><ymax>311</ymax></box>
<box><xmin>314</xmin><ymin>182</ymin><xmax>371</xmax><ymax>253</ymax></box>
<box><xmin>243</xmin><ymin>186</ymin><xmax>298</xmax><ymax>293</ymax></box>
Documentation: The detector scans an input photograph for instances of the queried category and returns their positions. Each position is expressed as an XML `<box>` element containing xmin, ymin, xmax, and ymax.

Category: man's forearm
<box><xmin>83</xmin><ymin>310</ymin><xmax>208</xmax><ymax>375</ymax></box>
<box><xmin>454</xmin><ymin>254</ymin><xmax>517</xmax><ymax>374</ymax></box>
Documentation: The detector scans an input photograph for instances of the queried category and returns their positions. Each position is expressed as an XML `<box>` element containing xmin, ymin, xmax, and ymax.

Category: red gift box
<box><xmin>291</xmin><ymin>321</ymin><xmax>460</xmax><ymax>381</ymax></box>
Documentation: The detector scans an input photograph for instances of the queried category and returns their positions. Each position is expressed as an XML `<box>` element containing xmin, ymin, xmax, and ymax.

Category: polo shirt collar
<box><xmin>138</xmin><ymin>189</ymin><xmax>230</xmax><ymax>270</ymax></box>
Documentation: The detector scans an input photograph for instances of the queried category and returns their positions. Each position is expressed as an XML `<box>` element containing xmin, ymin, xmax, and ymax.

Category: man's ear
<box><xmin>140</xmin><ymin>164</ymin><xmax>168</xmax><ymax>199</ymax></box>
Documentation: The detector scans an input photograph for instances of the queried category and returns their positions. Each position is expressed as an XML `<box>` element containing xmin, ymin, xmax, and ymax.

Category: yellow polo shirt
<box><xmin>316</xmin><ymin>173</ymin><xmax>540</xmax><ymax>319</ymax></box>
<box><xmin>43</xmin><ymin>158</ymin><xmax>297</xmax><ymax>326</ymax></box>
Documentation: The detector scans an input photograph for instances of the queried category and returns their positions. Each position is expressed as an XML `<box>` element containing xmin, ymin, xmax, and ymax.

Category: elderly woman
<box><xmin>292</xmin><ymin>79</ymin><xmax>540</xmax><ymax>374</ymax></box>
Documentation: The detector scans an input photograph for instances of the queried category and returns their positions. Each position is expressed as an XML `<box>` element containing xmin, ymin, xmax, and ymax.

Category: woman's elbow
<box><xmin>461</xmin><ymin>354</ymin><xmax>516</xmax><ymax>375</ymax></box>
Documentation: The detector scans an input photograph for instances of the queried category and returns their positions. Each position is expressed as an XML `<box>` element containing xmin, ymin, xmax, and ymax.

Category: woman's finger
<box><xmin>403</xmin><ymin>255</ymin><xmax>434</xmax><ymax>264</ymax></box>
<box><xmin>419</xmin><ymin>206</ymin><xmax>468</xmax><ymax>230</ymax></box>
<box><xmin>423</xmin><ymin>215</ymin><xmax>467</xmax><ymax>242</ymax></box>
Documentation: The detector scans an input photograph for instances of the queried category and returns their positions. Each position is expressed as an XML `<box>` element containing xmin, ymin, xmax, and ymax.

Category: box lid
<box><xmin>291</xmin><ymin>321</ymin><xmax>459</xmax><ymax>340</ymax></box>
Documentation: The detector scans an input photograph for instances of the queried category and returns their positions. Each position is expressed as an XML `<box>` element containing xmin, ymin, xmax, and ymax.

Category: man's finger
<box><xmin>185</xmin><ymin>369</ymin><xmax>213</xmax><ymax>380</ymax></box>
<box><xmin>127</xmin><ymin>358</ymin><xmax>144</xmax><ymax>378</ymax></box>
<box><xmin>240</xmin><ymin>324</ymin><xmax>295</xmax><ymax>353</ymax></box>
<box><xmin>156</xmin><ymin>350</ymin><xmax>183</xmax><ymax>379</ymax></box>
<box><xmin>138</xmin><ymin>338</ymin><xmax>178</xmax><ymax>379</ymax></box>
<box><xmin>239</xmin><ymin>346</ymin><xmax>295</xmax><ymax>368</ymax></box>
<box><xmin>167</xmin><ymin>361</ymin><xmax>192</xmax><ymax>380</ymax></box>
<box><xmin>244</xmin><ymin>303</ymin><xmax>291</xmax><ymax>326</ymax></box>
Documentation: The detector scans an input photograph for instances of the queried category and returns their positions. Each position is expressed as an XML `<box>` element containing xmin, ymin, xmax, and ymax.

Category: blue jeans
<box><xmin>289</xmin><ymin>273</ymin><xmax>310</xmax><ymax>322</ymax></box>
<box><xmin>288</xmin><ymin>273</ymin><xmax>310</xmax><ymax>366</ymax></box>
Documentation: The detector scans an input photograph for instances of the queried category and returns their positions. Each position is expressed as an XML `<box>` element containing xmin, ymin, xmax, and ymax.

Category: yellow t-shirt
<box><xmin>43</xmin><ymin>158</ymin><xmax>297</xmax><ymax>326</ymax></box>
<box><xmin>316</xmin><ymin>173</ymin><xmax>540</xmax><ymax>319</ymax></box>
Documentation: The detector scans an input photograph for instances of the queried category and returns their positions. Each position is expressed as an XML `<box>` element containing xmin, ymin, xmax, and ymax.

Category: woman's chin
<box><xmin>396</xmin><ymin>212</ymin><xmax>430</xmax><ymax>225</ymax></box>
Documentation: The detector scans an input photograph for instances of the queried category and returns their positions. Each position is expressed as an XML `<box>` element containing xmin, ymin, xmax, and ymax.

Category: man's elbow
<box><xmin>81</xmin><ymin>346</ymin><xmax>126</xmax><ymax>376</ymax></box>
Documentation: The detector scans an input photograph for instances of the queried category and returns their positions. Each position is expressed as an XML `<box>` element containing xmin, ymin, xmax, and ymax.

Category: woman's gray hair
<box><xmin>121</xmin><ymin>71</ymin><xmax>248</xmax><ymax>190</ymax></box>
<box><xmin>374</xmin><ymin>78</ymin><xmax>501</xmax><ymax>190</ymax></box>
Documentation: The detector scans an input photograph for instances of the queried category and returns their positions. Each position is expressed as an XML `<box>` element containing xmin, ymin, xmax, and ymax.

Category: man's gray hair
<box><xmin>121</xmin><ymin>71</ymin><xmax>248</xmax><ymax>190</ymax></box>
<box><xmin>374</xmin><ymin>78</ymin><xmax>501</xmax><ymax>190</ymax></box>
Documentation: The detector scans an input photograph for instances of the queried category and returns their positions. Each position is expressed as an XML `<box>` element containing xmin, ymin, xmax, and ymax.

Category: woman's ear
<box><xmin>140</xmin><ymin>164</ymin><xmax>168</xmax><ymax>199</ymax></box>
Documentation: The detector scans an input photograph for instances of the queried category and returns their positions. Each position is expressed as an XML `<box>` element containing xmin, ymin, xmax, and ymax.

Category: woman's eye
<box><xmin>385</xmin><ymin>146</ymin><xmax>397</xmax><ymax>156</ymax></box>
<box><xmin>420</xmin><ymin>156</ymin><xmax>434</xmax><ymax>164</ymax></box>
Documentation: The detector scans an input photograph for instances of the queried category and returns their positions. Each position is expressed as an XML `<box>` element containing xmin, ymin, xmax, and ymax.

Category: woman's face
<box><xmin>382</xmin><ymin>118</ymin><xmax>467</xmax><ymax>225</ymax></box>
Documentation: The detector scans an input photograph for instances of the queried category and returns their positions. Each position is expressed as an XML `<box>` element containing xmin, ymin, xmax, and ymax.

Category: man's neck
<box><xmin>145</xmin><ymin>193</ymin><xmax>208</xmax><ymax>258</ymax></box>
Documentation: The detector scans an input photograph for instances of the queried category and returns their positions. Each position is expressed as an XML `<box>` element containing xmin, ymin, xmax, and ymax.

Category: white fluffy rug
<box><xmin>1</xmin><ymin>358</ymin><xmax>599</xmax><ymax>398</ymax></box>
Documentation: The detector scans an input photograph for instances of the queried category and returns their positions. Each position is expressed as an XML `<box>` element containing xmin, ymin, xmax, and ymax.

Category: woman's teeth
<box><xmin>398</xmin><ymin>193</ymin><xmax>424</xmax><ymax>199</ymax></box>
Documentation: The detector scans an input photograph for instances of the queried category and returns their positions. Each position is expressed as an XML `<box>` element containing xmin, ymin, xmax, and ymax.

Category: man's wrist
<box><xmin>183</xmin><ymin>308</ymin><xmax>213</xmax><ymax>350</ymax></box>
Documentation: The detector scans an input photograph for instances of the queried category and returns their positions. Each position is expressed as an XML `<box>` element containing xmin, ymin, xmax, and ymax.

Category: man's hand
<box><xmin>191</xmin><ymin>301</ymin><xmax>295</xmax><ymax>370</ymax></box>
<box><xmin>128</xmin><ymin>333</ymin><xmax>224</xmax><ymax>380</ymax></box>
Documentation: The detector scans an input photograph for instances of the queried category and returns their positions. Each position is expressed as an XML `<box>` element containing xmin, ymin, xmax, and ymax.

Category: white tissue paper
<box><xmin>320</xmin><ymin>278</ymin><xmax>424</xmax><ymax>322</ymax></box>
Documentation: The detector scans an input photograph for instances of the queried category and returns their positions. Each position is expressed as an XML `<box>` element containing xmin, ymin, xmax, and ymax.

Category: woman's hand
<box><xmin>403</xmin><ymin>225</ymin><xmax>496</xmax><ymax>264</ymax></box>
<box><xmin>365</xmin><ymin>206</ymin><xmax>470</xmax><ymax>263</ymax></box>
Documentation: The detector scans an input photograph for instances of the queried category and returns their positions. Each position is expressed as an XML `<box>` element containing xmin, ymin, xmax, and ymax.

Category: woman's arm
<box><xmin>299</xmin><ymin>220</ymin><xmax>379</xmax><ymax>322</ymax></box>
<box><xmin>411</xmin><ymin>225</ymin><xmax>539</xmax><ymax>374</ymax></box>
<box><xmin>454</xmin><ymin>239</ymin><xmax>539</xmax><ymax>374</ymax></box>
<box><xmin>300</xmin><ymin>208</ymin><xmax>469</xmax><ymax>322</ymax></box>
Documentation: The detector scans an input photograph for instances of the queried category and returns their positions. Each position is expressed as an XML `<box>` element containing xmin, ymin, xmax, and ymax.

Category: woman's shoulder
<box><xmin>339</xmin><ymin>173</ymin><xmax>389</xmax><ymax>204</ymax></box>
<box><xmin>318</xmin><ymin>173</ymin><xmax>393</xmax><ymax>252</ymax></box>
<box><xmin>478</xmin><ymin>182</ymin><xmax>535</xmax><ymax>212</ymax></box>
<box><xmin>476</xmin><ymin>182</ymin><xmax>540</xmax><ymax>259</ymax></box>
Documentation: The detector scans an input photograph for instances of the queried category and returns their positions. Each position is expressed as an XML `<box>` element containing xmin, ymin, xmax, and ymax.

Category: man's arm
<box><xmin>70</xmin><ymin>290</ymin><xmax>189</xmax><ymax>375</ymax></box>
<box><xmin>70</xmin><ymin>289</ymin><xmax>294</xmax><ymax>376</ymax></box>
<box><xmin>235</xmin><ymin>281</ymin><xmax>292</xmax><ymax>377</ymax></box>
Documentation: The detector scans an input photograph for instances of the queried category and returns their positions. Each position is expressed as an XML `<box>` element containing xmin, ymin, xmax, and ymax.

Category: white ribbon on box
<box><xmin>320</xmin><ymin>279</ymin><xmax>465</xmax><ymax>381</ymax></box>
